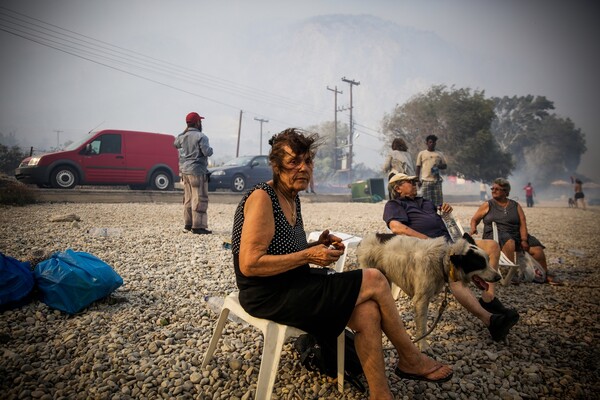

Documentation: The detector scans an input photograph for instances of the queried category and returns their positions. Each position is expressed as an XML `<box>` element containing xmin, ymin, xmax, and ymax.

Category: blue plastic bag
<box><xmin>34</xmin><ymin>249</ymin><xmax>123</xmax><ymax>314</ymax></box>
<box><xmin>0</xmin><ymin>253</ymin><xmax>34</xmax><ymax>311</ymax></box>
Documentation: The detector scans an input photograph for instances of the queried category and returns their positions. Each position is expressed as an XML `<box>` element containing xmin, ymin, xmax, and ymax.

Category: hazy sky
<box><xmin>1</xmin><ymin>0</ymin><xmax>598</xmax><ymax>181</ymax></box>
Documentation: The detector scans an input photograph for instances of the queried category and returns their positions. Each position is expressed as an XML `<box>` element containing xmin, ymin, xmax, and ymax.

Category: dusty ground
<box><xmin>0</xmin><ymin>201</ymin><xmax>599</xmax><ymax>399</ymax></box>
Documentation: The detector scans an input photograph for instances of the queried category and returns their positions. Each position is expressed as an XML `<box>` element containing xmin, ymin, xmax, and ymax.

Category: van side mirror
<box><xmin>83</xmin><ymin>144</ymin><xmax>96</xmax><ymax>155</ymax></box>
<box><xmin>251</xmin><ymin>161</ymin><xmax>259</xmax><ymax>168</ymax></box>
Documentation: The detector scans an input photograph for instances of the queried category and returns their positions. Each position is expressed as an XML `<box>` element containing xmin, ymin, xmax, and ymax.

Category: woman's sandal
<box><xmin>394</xmin><ymin>364</ymin><xmax>453</xmax><ymax>383</ymax></box>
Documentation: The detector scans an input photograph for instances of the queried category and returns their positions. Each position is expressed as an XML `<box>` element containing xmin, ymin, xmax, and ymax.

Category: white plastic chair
<box><xmin>307</xmin><ymin>230</ymin><xmax>363</xmax><ymax>391</ymax></box>
<box><xmin>202</xmin><ymin>292</ymin><xmax>309</xmax><ymax>399</ymax></box>
<box><xmin>306</xmin><ymin>231</ymin><xmax>363</xmax><ymax>273</ymax></box>
<box><xmin>202</xmin><ymin>231</ymin><xmax>361</xmax><ymax>399</ymax></box>
<box><xmin>491</xmin><ymin>222</ymin><xmax>520</xmax><ymax>285</ymax></box>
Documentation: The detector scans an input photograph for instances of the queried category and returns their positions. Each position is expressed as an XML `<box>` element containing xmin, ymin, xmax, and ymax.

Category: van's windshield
<box><xmin>64</xmin><ymin>134</ymin><xmax>95</xmax><ymax>151</ymax></box>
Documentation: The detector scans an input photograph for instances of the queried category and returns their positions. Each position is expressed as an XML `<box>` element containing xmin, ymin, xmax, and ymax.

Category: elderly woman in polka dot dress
<box><xmin>231</xmin><ymin>128</ymin><xmax>452</xmax><ymax>398</ymax></box>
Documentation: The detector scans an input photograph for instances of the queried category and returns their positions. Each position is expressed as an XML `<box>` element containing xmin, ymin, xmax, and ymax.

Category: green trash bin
<box><xmin>351</xmin><ymin>178</ymin><xmax>385</xmax><ymax>203</ymax></box>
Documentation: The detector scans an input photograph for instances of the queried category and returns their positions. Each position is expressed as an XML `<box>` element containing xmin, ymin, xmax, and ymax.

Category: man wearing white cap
<box><xmin>174</xmin><ymin>112</ymin><xmax>213</xmax><ymax>234</ymax></box>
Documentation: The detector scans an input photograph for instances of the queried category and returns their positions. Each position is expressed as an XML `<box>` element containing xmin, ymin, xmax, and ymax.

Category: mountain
<box><xmin>241</xmin><ymin>14</ymin><xmax>484</xmax><ymax>131</ymax></box>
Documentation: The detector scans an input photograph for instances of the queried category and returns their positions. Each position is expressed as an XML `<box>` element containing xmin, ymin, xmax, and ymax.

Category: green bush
<box><xmin>0</xmin><ymin>174</ymin><xmax>36</xmax><ymax>206</ymax></box>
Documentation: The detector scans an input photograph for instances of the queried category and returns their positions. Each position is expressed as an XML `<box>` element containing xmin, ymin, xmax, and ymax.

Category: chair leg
<box><xmin>391</xmin><ymin>283</ymin><xmax>401</xmax><ymax>300</ymax></box>
<box><xmin>254</xmin><ymin>322</ymin><xmax>288</xmax><ymax>400</ymax></box>
<box><xmin>501</xmin><ymin>265</ymin><xmax>519</xmax><ymax>286</ymax></box>
<box><xmin>337</xmin><ymin>331</ymin><xmax>345</xmax><ymax>393</ymax></box>
<box><xmin>201</xmin><ymin>307</ymin><xmax>230</xmax><ymax>368</ymax></box>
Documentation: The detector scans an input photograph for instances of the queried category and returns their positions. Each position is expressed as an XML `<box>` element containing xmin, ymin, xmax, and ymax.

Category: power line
<box><xmin>0</xmin><ymin>5</ymin><xmax>388</xmax><ymax>166</ymax></box>
<box><xmin>0</xmin><ymin>6</ymin><xmax>330</xmax><ymax>122</ymax></box>
<box><xmin>0</xmin><ymin>6</ymin><xmax>323</xmax><ymax>113</ymax></box>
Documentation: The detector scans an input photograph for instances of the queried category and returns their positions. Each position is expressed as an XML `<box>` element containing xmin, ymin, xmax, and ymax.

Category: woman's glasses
<box><xmin>491</xmin><ymin>187</ymin><xmax>505</xmax><ymax>192</ymax></box>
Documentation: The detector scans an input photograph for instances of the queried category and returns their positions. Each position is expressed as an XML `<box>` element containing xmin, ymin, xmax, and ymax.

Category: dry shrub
<box><xmin>0</xmin><ymin>174</ymin><xmax>36</xmax><ymax>206</ymax></box>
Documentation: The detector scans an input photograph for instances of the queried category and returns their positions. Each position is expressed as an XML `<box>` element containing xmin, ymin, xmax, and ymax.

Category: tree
<box><xmin>382</xmin><ymin>85</ymin><xmax>513</xmax><ymax>183</ymax></box>
<box><xmin>305</xmin><ymin>121</ymin><xmax>350</xmax><ymax>182</ymax></box>
<box><xmin>521</xmin><ymin>116</ymin><xmax>586</xmax><ymax>184</ymax></box>
<box><xmin>490</xmin><ymin>95</ymin><xmax>587</xmax><ymax>186</ymax></box>
<box><xmin>0</xmin><ymin>143</ymin><xmax>27</xmax><ymax>175</ymax></box>
<box><xmin>491</xmin><ymin>95</ymin><xmax>555</xmax><ymax>167</ymax></box>
<box><xmin>0</xmin><ymin>130</ymin><xmax>19</xmax><ymax>147</ymax></box>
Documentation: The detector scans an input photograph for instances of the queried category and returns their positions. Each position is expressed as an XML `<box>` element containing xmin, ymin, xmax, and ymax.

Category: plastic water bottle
<box><xmin>204</xmin><ymin>295</ymin><xmax>224</xmax><ymax>314</ymax></box>
<box><xmin>440</xmin><ymin>211</ymin><xmax>462</xmax><ymax>242</ymax></box>
<box><xmin>88</xmin><ymin>228</ymin><xmax>123</xmax><ymax>237</ymax></box>
<box><xmin>204</xmin><ymin>296</ymin><xmax>248</xmax><ymax>327</ymax></box>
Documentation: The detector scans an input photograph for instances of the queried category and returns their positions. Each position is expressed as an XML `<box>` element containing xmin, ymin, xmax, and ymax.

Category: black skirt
<box><xmin>239</xmin><ymin>268</ymin><xmax>363</xmax><ymax>340</ymax></box>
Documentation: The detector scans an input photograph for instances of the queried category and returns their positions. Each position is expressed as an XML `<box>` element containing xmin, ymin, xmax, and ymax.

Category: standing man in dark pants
<box><xmin>415</xmin><ymin>135</ymin><xmax>447</xmax><ymax>206</ymax></box>
<box><xmin>523</xmin><ymin>182</ymin><xmax>535</xmax><ymax>207</ymax></box>
<box><xmin>174</xmin><ymin>112</ymin><xmax>213</xmax><ymax>234</ymax></box>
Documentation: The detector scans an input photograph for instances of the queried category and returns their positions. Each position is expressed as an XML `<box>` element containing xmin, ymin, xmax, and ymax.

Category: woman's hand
<box><xmin>521</xmin><ymin>239</ymin><xmax>530</xmax><ymax>252</ymax></box>
<box><xmin>317</xmin><ymin>230</ymin><xmax>346</xmax><ymax>252</ymax></box>
<box><xmin>306</xmin><ymin>244</ymin><xmax>344</xmax><ymax>267</ymax></box>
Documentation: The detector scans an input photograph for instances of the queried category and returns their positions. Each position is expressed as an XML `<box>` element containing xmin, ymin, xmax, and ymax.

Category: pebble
<box><xmin>0</xmin><ymin>202</ymin><xmax>598</xmax><ymax>399</ymax></box>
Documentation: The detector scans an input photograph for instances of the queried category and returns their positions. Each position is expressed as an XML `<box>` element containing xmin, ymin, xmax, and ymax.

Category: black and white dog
<box><xmin>357</xmin><ymin>233</ymin><xmax>501</xmax><ymax>349</ymax></box>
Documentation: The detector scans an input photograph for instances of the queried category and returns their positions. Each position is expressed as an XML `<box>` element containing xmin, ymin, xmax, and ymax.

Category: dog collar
<box><xmin>448</xmin><ymin>262</ymin><xmax>457</xmax><ymax>282</ymax></box>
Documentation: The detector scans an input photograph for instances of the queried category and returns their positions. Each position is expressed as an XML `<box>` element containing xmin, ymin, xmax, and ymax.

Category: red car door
<box><xmin>78</xmin><ymin>133</ymin><xmax>128</xmax><ymax>183</ymax></box>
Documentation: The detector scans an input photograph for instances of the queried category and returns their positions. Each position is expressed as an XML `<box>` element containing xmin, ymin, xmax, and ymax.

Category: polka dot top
<box><xmin>232</xmin><ymin>182</ymin><xmax>309</xmax><ymax>289</ymax></box>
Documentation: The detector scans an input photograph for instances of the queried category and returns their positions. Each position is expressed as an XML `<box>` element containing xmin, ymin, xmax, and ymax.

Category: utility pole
<box><xmin>341</xmin><ymin>77</ymin><xmax>360</xmax><ymax>173</ymax></box>
<box><xmin>54</xmin><ymin>129</ymin><xmax>63</xmax><ymax>149</ymax></box>
<box><xmin>326</xmin><ymin>85</ymin><xmax>343</xmax><ymax>171</ymax></box>
<box><xmin>236</xmin><ymin>110</ymin><xmax>243</xmax><ymax>157</ymax></box>
<box><xmin>254</xmin><ymin>117</ymin><xmax>269</xmax><ymax>155</ymax></box>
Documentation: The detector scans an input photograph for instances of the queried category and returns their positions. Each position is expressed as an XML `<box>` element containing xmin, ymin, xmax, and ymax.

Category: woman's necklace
<box><xmin>286</xmin><ymin>196</ymin><xmax>297</xmax><ymax>226</ymax></box>
<box><xmin>496</xmin><ymin>199</ymin><xmax>510</xmax><ymax>215</ymax></box>
<box><xmin>277</xmin><ymin>189</ymin><xmax>296</xmax><ymax>225</ymax></box>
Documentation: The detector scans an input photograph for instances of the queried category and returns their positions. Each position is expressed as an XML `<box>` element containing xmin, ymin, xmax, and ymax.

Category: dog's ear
<box><xmin>462</xmin><ymin>233</ymin><xmax>476</xmax><ymax>245</ymax></box>
<box><xmin>375</xmin><ymin>233</ymin><xmax>396</xmax><ymax>244</ymax></box>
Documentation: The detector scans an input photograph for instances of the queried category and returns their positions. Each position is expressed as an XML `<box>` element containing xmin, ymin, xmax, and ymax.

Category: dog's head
<box><xmin>448</xmin><ymin>233</ymin><xmax>501</xmax><ymax>290</ymax></box>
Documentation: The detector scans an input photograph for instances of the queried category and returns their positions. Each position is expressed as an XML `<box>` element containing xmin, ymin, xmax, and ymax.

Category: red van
<box><xmin>15</xmin><ymin>130</ymin><xmax>179</xmax><ymax>190</ymax></box>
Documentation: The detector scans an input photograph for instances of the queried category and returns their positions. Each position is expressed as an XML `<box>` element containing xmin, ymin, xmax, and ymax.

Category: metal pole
<box><xmin>254</xmin><ymin>117</ymin><xmax>269</xmax><ymax>155</ymax></box>
<box><xmin>327</xmin><ymin>86</ymin><xmax>343</xmax><ymax>171</ymax></box>
<box><xmin>236</xmin><ymin>110</ymin><xmax>243</xmax><ymax>157</ymax></box>
<box><xmin>341</xmin><ymin>77</ymin><xmax>360</xmax><ymax>173</ymax></box>
<box><xmin>54</xmin><ymin>129</ymin><xmax>63</xmax><ymax>149</ymax></box>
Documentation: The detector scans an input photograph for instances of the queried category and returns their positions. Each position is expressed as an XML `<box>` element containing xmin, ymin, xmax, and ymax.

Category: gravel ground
<box><xmin>0</xmin><ymin>201</ymin><xmax>599</xmax><ymax>400</ymax></box>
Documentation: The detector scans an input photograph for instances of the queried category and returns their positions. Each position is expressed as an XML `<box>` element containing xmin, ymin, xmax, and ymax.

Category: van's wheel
<box><xmin>150</xmin><ymin>170</ymin><xmax>173</xmax><ymax>191</ymax></box>
<box><xmin>50</xmin><ymin>166</ymin><xmax>78</xmax><ymax>189</ymax></box>
<box><xmin>231</xmin><ymin>174</ymin><xmax>246</xmax><ymax>192</ymax></box>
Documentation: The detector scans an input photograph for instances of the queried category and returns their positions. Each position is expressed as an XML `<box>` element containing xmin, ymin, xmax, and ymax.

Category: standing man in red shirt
<box><xmin>523</xmin><ymin>182</ymin><xmax>535</xmax><ymax>208</ymax></box>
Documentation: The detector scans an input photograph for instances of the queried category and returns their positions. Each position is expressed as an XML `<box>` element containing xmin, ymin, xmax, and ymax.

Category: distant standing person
<box><xmin>174</xmin><ymin>112</ymin><xmax>214</xmax><ymax>234</ymax></box>
<box><xmin>480</xmin><ymin>182</ymin><xmax>488</xmax><ymax>201</ymax></box>
<box><xmin>523</xmin><ymin>182</ymin><xmax>535</xmax><ymax>207</ymax></box>
<box><xmin>574</xmin><ymin>178</ymin><xmax>586</xmax><ymax>210</ymax></box>
<box><xmin>383</xmin><ymin>138</ymin><xmax>415</xmax><ymax>199</ymax></box>
<box><xmin>415</xmin><ymin>134</ymin><xmax>447</xmax><ymax>206</ymax></box>
<box><xmin>383</xmin><ymin>138</ymin><xmax>416</xmax><ymax>177</ymax></box>
<box><xmin>306</xmin><ymin>175</ymin><xmax>316</xmax><ymax>194</ymax></box>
